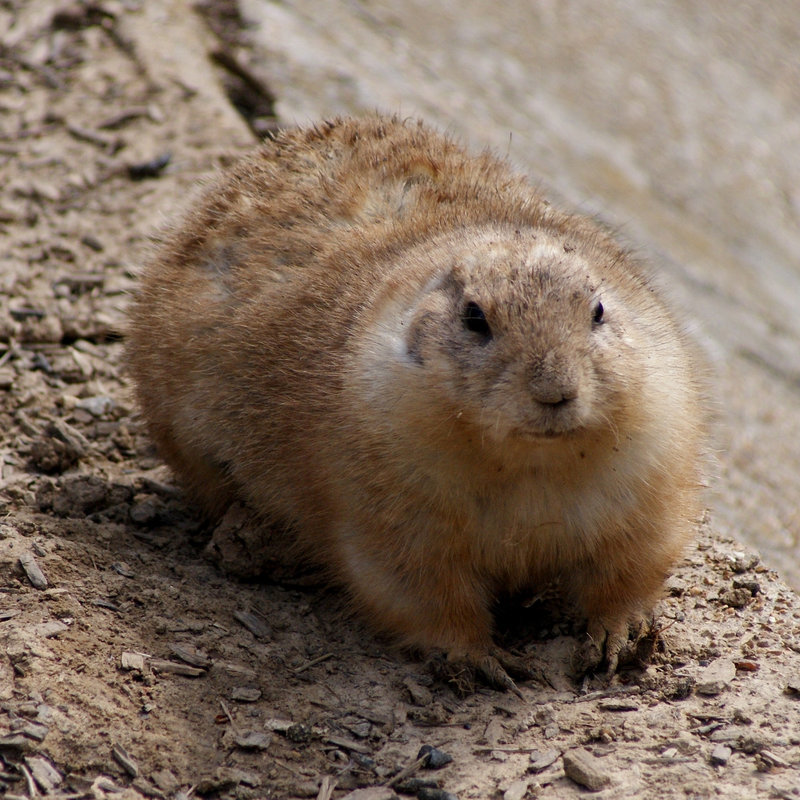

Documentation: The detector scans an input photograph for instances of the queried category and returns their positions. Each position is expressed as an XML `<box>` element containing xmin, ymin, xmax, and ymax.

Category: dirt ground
<box><xmin>2</xmin><ymin>2</ymin><xmax>800</xmax><ymax>799</ymax></box>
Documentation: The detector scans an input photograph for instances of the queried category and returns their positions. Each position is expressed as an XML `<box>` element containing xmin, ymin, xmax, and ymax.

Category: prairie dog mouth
<box><xmin>510</xmin><ymin>426</ymin><xmax>582</xmax><ymax>442</ymax></box>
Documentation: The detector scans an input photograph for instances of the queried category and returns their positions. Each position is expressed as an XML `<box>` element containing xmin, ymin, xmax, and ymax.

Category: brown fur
<box><xmin>127</xmin><ymin>115</ymin><xmax>705</xmax><ymax>682</ymax></box>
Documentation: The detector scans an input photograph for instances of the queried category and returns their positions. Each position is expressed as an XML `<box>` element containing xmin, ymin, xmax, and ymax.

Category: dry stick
<box><xmin>218</xmin><ymin>699</ymin><xmax>239</xmax><ymax>733</ymax></box>
<box><xmin>20</xmin><ymin>762</ymin><xmax>38</xmax><ymax>797</ymax></box>
<box><xmin>294</xmin><ymin>652</ymin><xmax>334</xmax><ymax>674</ymax></box>
<box><xmin>384</xmin><ymin>754</ymin><xmax>430</xmax><ymax>788</ymax></box>
<box><xmin>273</xmin><ymin>759</ymin><xmax>305</xmax><ymax>780</ymax></box>
<box><xmin>315</xmin><ymin>775</ymin><xmax>337</xmax><ymax>800</ymax></box>
<box><xmin>0</xmin><ymin>345</ymin><xmax>14</xmax><ymax>368</ymax></box>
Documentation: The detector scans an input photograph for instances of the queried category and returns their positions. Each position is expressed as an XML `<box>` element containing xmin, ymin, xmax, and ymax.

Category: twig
<box><xmin>384</xmin><ymin>754</ymin><xmax>429</xmax><ymax>787</ymax></box>
<box><xmin>20</xmin><ymin>762</ymin><xmax>38</xmax><ymax>797</ymax></box>
<box><xmin>315</xmin><ymin>775</ymin><xmax>336</xmax><ymax>800</ymax></box>
<box><xmin>473</xmin><ymin>745</ymin><xmax>544</xmax><ymax>753</ymax></box>
<box><xmin>218</xmin><ymin>699</ymin><xmax>238</xmax><ymax>732</ymax></box>
<box><xmin>294</xmin><ymin>652</ymin><xmax>334</xmax><ymax>674</ymax></box>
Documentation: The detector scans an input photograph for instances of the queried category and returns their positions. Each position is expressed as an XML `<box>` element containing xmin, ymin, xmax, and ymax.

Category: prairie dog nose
<box><xmin>531</xmin><ymin>383</ymin><xmax>578</xmax><ymax>406</ymax></box>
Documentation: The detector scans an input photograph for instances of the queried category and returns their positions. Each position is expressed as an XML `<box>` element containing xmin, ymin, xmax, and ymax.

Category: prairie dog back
<box><xmin>128</xmin><ymin>115</ymin><xmax>704</xmax><ymax>689</ymax></box>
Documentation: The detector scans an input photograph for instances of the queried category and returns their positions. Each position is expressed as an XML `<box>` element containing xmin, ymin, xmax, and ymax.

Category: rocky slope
<box><xmin>1</xmin><ymin>2</ymin><xmax>799</xmax><ymax>799</ymax></box>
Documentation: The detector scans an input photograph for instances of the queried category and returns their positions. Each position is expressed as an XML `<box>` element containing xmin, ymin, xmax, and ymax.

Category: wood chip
<box><xmin>111</xmin><ymin>743</ymin><xmax>139</xmax><ymax>778</ymax></box>
<box><xmin>149</xmin><ymin>658</ymin><xmax>205</xmax><ymax>677</ymax></box>
<box><xmin>233</xmin><ymin>730</ymin><xmax>271</xmax><ymax>750</ymax></box>
<box><xmin>18</xmin><ymin>721</ymin><xmax>49</xmax><ymax>741</ymax></box>
<box><xmin>598</xmin><ymin>698</ymin><xmax>640</xmax><ymax>711</ymax></box>
<box><xmin>265</xmin><ymin>718</ymin><xmax>294</xmax><ymax>733</ymax></box>
<box><xmin>326</xmin><ymin>734</ymin><xmax>373</xmax><ymax>755</ymax></box>
<box><xmin>404</xmin><ymin>678</ymin><xmax>433</xmax><ymax>706</ymax></box>
<box><xmin>94</xmin><ymin>598</ymin><xmax>122</xmax><ymax>612</ymax></box>
<box><xmin>760</xmin><ymin>750</ymin><xmax>791</xmax><ymax>769</ymax></box>
<box><xmin>35</xmin><ymin>620</ymin><xmax>68</xmax><ymax>638</ymax></box>
<box><xmin>23</xmin><ymin>755</ymin><xmax>63</xmax><ymax>792</ymax></box>
<box><xmin>0</xmin><ymin>733</ymin><xmax>36</xmax><ymax>750</ymax></box>
<box><xmin>19</xmin><ymin>552</ymin><xmax>48</xmax><ymax>589</ymax></box>
<box><xmin>213</xmin><ymin>661</ymin><xmax>257</xmax><ymax>681</ymax></box>
<box><xmin>170</xmin><ymin>643</ymin><xmax>212</xmax><ymax>669</ymax></box>
<box><xmin>111</xmin><ymin>561</ymin><xmax>136</xmax><ymax>578</ymax></box>
<box><xmin>67</xmin><ymin>122</ymin><xmax>121</xmax><ymax>151</ymax></box>
<box><xmin>231</xmin><ymin>687</ymin><xmax>261</xmax><ymax>702</ymax></box>
<box><xmin>121</xmin><ymin>652</ymin><xmax>147</xmax><ymax>671</ymax></box>
<box><xmin>233</xmin><ymin>610</ymin><xmax>271</xmax><ymax>639</ymax></box>
<box><xmin>50</xmin><ymin>418</ymin><xmax>90</xmax><ymax>456</ymax></box>
<box><xmin>0</xmin><ymin>609</ymin><xmax>22</xmax><ymax>621</ymax></box>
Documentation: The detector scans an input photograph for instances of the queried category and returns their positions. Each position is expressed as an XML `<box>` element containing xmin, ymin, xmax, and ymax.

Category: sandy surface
<box><xmin>2</xmin><ymin>2</ymin><xmax>800</xmax><ymax>799</ymax></box>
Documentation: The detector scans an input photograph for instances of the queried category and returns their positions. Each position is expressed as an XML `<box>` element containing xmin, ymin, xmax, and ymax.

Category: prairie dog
<box><xmin>127</xmin><ymin>115</ymin><xmax>705</xmax><ymax>690</ymax></box>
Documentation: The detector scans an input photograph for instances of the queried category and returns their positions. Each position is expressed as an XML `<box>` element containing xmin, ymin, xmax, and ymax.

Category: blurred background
<box><xmin>240</xmin><ymin>0</ymin><xmax>800</xmax><ymax>585</ymax></box>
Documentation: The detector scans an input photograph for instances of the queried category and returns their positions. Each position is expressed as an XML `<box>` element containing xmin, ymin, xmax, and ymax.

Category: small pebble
<box><xmin>710</xmin><ymin>744</ymin><xmax>732</xmax><ymax>766</ymax></box>
<box><xmin>195</xmin><ymin>767</ymin><xmax>260</xmax><ymax>794</ymax></box>
<box><xmin>395</xmin><ymin>777</ymin><xmax>439</xmax><ymax>793</ymax></box>
<box><xmin>19</xmin><ymin>552</ymin><xmax>48</xmax><ymax>589</ymax></box>
<box><xmin>543</xmin><ymin>723</ymin><xmax>559</xmax><ymax>739</ymax></box>
<box><xmin>129</xmin><ymin>497</ymin><xmax>160</xmax><ymax>525</ymax></box>
<box><xmin>786</xmin><ymin>679</ymin><xmax>800</xmax><ymax>696</ymax></box>
<box><xmin>528</xmin><ymin>748</ymin><xmax>559</xmax><ymax>773</ymax></box>
<box><xmin>404</xmin><ymin>677</ymin><xmax>433</xmax><ymax>706</ymax></box>
<box><xmin>233</xmin><ymin>730</ymin><xmax>271</xmax><ymax>750</ymax></box>
<box><xmin>76</xmin><ymin>395</ymin><xmax>115</xmax><ymax>417</ymax></box>
<box><xmin>231</xmin><ymin>687</ymin><xmax>261</xmax><ymax>702</ymax></box>
<box><xmin>696</xmin><ymin>658</ymin><xmax>736</xmax><ymax>696</ymax></box>
<box><xmin>720</xmin><ymin>588</ymin><xmax>751</xmax><ymax>608</ymax></box>
<box><xmin>732</xmin><ymin>578</ymin><xmax>760</xmax><ymax>595</ymax></box>
<box><xmin>729</xmin><ymin>552</ymin><xmax>759</xmax><ymax>573</ymax></box>
<box><xmin>128</xmin><ymin>151</ymin><xmax>171</xmax><ymax>180</ymax></box>
<box><xmin>418</xmin><ymin>744</ymin><xmax>453</xmax><ymax>769</ymax></box>
<box><xmin>503</xmin><ymin>778</ymin><xmax>532</xmax><ymax>800</ymax></box>
<box><xmin>563</xmin><ymin>748</ymin><xmax>611</xmax><ymax>792</ymax></box>
<box><xmin>418</xmin><ymin>789</ymin><xmax>459</xmax><ymax>800</ymax></box>
<box><xmin>35</xmin><ymin>620</ymin><xmax>68</xmax><ymax>639</ymax></box>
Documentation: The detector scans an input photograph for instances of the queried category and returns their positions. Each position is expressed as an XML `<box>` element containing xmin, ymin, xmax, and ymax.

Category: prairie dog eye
<box><xmin>592</xmin><ymin>300</ymin><xmax>604</xmax><ymax>325</ymax></box>
<box><xmin>462</xmin><ymin>301</ymin><xmax>492</xmax><ymax>341</ymax></box>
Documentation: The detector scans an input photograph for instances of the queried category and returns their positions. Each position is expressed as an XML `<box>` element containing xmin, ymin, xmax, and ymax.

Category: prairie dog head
<box><xmin>357</xmin><ymin>226</ymin><xmax>646</xmax><ymax>448</ymax></box>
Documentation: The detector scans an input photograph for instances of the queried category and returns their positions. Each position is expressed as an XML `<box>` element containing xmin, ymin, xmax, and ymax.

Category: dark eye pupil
<box><xmin>593</xmin><ymin>301</ymin><xmax>604</xmax><ymax>324</ymax></box>
<box><xmin>463</xmin><ymin>301</ymin><xmax>492</xmax><ymax>339</ymax></box>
